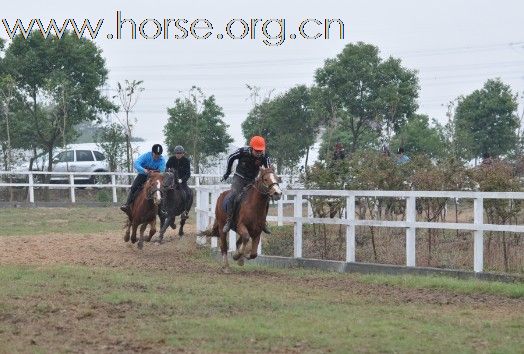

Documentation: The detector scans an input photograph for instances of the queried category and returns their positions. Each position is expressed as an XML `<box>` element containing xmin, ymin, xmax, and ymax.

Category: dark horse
<box><xmin>124</xmin><ymin>172</ymin><xmax>163</xmax><ymax>250</ymax></box>
<box><xmin>157</xmin><ymin>170</ymin><xmax>194</xmax><ymax>242</ymax></box>
<box><xmin>205</xmin><ymin>166</ymin><xmax>282</xmax><ymax>273</ymax></box>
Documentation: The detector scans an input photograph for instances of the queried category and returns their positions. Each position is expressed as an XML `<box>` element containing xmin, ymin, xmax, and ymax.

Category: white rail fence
<box><xmin>0</xmin><ymin>170</ymin><xmax>224</xmax><ymax>204</ymax></box>
<box><xmin>194</xmin><ymin>186</ymin><xmax>524</xmax><ymax>273</ymax></box>
<box><xmin>0</xmin><ymin>171</ymin><xmax>297</xmax><ymax>204</ymax></box>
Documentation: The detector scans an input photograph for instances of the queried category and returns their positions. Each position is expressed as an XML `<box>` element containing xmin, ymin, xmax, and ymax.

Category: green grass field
<box><xmin>0</xmin><ymin>207</ymin><xmax>523</xmax><ymax>353</ymax></box>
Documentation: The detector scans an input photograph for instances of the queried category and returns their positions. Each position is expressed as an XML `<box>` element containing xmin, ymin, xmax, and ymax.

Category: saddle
<box><xmin>221</xmin><ymin>185</ymin><xmax>251</xmax><ymax>232</ymax></box>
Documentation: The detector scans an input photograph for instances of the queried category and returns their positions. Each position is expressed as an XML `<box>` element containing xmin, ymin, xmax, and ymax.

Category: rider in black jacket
<box><xmin>165</xmin><ymin>145</ymin><xmax>192</xmax><ymax>217</ymax></box>
<box><xmin>221</xmin><ymin>135</ymin><xmax>272</xmax><ymax>234</ymax></box>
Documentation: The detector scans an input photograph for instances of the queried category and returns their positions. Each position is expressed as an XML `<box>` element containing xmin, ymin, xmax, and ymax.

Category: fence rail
<box><xmin>194</xmin><ymin>185</ymin><xmax>524</xmax><ymax>273</ymax></box>
<box><xmin>0</xmin><ymin>170</ymin><xmax>296</xmax><ymax>205</ymax></box>
<box><xmin>0</xmin><ymin>170</ymin><xmax>226</xmax><ymax>204</ymax></box>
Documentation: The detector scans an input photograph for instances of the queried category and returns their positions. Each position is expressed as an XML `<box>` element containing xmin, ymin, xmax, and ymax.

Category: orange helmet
<box><xmin>249</xmin><ymin>135</ymin><xmax>266</xmax><ymax>151</ymax></box>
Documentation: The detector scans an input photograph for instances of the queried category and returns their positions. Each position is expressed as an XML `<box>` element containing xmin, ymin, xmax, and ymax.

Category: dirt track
<box><xmin>1</xmin><ymin>226</ymin><xmax>523</xmax><ymax>353</ymax></box>
<box><xmin>1</xmin><ymin>226</ymin><xmax>522</xmax><ymax>308</ymax></box>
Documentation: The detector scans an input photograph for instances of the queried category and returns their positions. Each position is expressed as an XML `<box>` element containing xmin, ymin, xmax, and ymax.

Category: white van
<box><xmin>50</xmin><ymin>149</ymin><xmax>109</xmax><ymax>184</ymax></box>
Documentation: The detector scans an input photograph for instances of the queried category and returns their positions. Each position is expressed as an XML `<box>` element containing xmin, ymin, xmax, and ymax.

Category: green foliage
<box><xmin>95</xmin><ymin>122</ymin><xmax>126</xmax><ymax>171</ymax></box>
<box><xmin>164</xmin><ymin>87</ymin><xmax>233</xmax><ymax>173</ymax></box>
<box><xmin>315</xmin><ymin>42</ymin><xmax>419</xmax><ymax>153</ymax></box>
<box><xmin>242</xmin><ymin>85</ymin><xmax>317</xmax><ymax>171</ymax></box>
<box><xmin>454</xmin><ymin>79</ymin><xmax>519</xmax><ymax>160</ymax></box>
<box><xmin>2</xmin><ymin>31</ymin><xmax>116</xmax><ymax>170</ymax></box>
<box><xmin>472</xmin><ymin>160</ymin><xmax>521</xmax><ymax>224</ymax></box>
<box><xmin>390</xmin><ymin>114</ymin><xmax>447</xmax><ymax>160</ymax></box>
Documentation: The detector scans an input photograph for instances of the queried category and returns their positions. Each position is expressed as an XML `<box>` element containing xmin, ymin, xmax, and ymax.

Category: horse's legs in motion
<box><xmin>158</xmin><ymin>215</ymin><xmax>175</xmax><ymax>243</ymax></box>
<box><xmin>137</xmin><ymin>222</ymin><xmax>147</xmax><ymax>249</ymax></box>
<box><xmin>249</xmin><ymin>235</ymin><xmax>261</xmax><ymax>259</ymax></box>
<box><xmin>146</xmin><ymin>219</ymin><xmax>156</xmax><ymax>242</ymax></box>
<box><xmin>219</xmin><ymin>229</ymin><xmax>230</xmax><ymax>273</ymax></box>
<box><xmin>124</xmin><ymin>221</ymin><xmax>131</xmax><ymax>242</ymax></box>
<box><xmin>179</xmin><ymin>216</ymin><xmax>187</xmax><ymax>238</ymax></box>
<box><xmin>233</xmin><ymin>224</ymin><xmax>250</xmax><ymax>266</ymax></box>
<box><xmin>130</xmin><ymin>222</ymin><xmax>139</xmax><ymax>244</ymax></box>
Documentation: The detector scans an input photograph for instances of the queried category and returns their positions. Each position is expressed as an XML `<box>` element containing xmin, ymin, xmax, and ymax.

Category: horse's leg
<box><xmin>158</xmin><ymin>215</ymin><xmax>174</xmax><ymax>243</ymax></box>
<box><xmin>249</xmin><ymin>234</ymin><xmax>261</xmax><ymax>259</ymax></box>
<box><xmin>130</xmin><ymin>221</ymin><xmax>139</xmax><ymax>244</ymax></box>
<box><xmin>124</xmin><ymin>221</ymin><xmax>131</xmax><ymax>242</ymax></box>
<box><xmin>233</xmin><ymin>224</ymin><xmax>250</xmax><ymax>265</ymax></box>
<box><xmin>178</xmin><ymin>216</ymin><xmax>186</xmax><ymax>238</ymax></box>
<box><xmin>219</xmin><ymin>229</ymin><xmax>230</xmax><ymax>273</ymax></box>
<box><xmin>137</xmin><ymin>222</ymin><xmax>147</xmax><ymax>249</ymax></box>
<box><xmin>147</xmin><ymin>218</ymin><xmax>156</xmax><ymax>242</ymax></box>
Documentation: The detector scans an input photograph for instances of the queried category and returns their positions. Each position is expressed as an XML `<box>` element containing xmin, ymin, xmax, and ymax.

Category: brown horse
<box><xmin>124</xmin><ymin>172</ymin><xmax>164</xmax><ymax>249</ymax></box>
<box><xmin>205</xmin><ymin>166</ymin><xmax>282</xmax><ymax>273</ymax></box>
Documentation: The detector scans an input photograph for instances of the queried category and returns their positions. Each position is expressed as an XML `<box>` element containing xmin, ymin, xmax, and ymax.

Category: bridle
<box><xmin>161</xmin><ymin>170</ymin><xmax>179</xmax><ymax>192</ymax></box>
<box><xmin>146</xmin><ymin>177</ymin><xmax>163</xmax><ymax>201</ymax></box>
<box><xmin>253</xmin><ymin>170</ymin><xmax>279</xmax><ymax>197</ymax></box>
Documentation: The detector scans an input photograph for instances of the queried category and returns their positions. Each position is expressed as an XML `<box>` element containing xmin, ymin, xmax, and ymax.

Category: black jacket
<box><xmin>166</xmin><ymin>156</ymin><xmax>191</xmax><ymax>182</ymax></box>
<box><xmin>225</xmin><ymin>147</ymin><xmax>271</xmax><ymax>181</ymax></box>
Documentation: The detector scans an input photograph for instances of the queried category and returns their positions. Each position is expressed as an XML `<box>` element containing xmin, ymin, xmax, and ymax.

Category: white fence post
<box><xmin>210</xmin><ymin>188</ymin><xmax>218</xmax><ymax>249</ymax></box>
<box><xmin>277</xmin><ymin>197</ymin><xmax>283</xmax><ymax>226</ymax></box>
<box><xmin>28</xmin><ymin>172</ymin><xmax>35</xmax><ymax>204</ymax></box>
<box><xmin>195</xmin><ymin>187</ymin><xmax>201</xmax><ymax>232</ymax></box>
<box><xmin>406</xmin><ymin>196</ymin><xmax>416</xmax><ymax>267</ymax></box>
<box><xmin>111</xmin><ymin>174</ymin><xmax>117</xmax><ymax>203</ymax></box>
<box><xmin>69</xmin><ymin>174</ymin><xmax>76</xmax><ymax>203</ymax></box>
<box><xmin>294</xmin><ymin>192</ymin><xmax>303</xmax><ymax>258</ymax></box>
<box><xmin>229</xmin><ymin>231</ymin><xmax>236</xmax><ymax>252</ymax></box>
<box><xmin>196</xmin><ymin>188</ymin><xmax>208</xmax><ymax>245</ymax></box>
<box><xmin>346</xmin><ymin>195</ymin><xmax>356</xmax><ymax>263</ymax></box>
<box><xmin>307</xmin><ymin>199</ymin><xmax>313</xmax><ymax>218</ymax></box>
<box><xmin>474</xmin><ymin>197</ymin><xmax>484</xmax><ymax>273</ymax></box>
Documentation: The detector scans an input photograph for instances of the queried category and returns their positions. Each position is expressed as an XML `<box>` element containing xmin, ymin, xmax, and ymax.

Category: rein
<box><xmin>252</xmin><ymin>171</ymin><xmax>279</xmax><ymax>197</ymax></box>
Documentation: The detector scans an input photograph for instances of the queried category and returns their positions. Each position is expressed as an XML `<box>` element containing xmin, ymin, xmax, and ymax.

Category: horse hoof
<box><xmin>237</xmin><ymin>258</ymin><xmax>244</xmax><ymax>266</ymax></box>
<box><xmin>232</xmin><ymin>252</ymin><xmax>241</xmax><ymax>261</ymax></box>
<box><xmin>137</xmin><ymin>242</ymin><xmax>143</xmax><ymax>250</ymax></box>
<box><xmin>131</xmin><ymin>239</ymin><xmax>137</xmax><ymax>244</ymax></box>
<box><xmin>249</xmin><ymin>253</ymin><xmax>258</xmax><ymax>259</ymax></box>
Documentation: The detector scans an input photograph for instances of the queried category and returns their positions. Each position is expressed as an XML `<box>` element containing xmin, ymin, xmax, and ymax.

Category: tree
<box><xmin>390</xmin><ymin>114</ymin><xmax>447</xmax><ymax>160</ymax></box>
<box><xmin>454</xmin><ymin>79</ymin><xmax>519</xmax><ymax>161</ymax></box>
<box><xmin>2</xmin><ymin>31</ymin><xmax>115</xmax><ymax>172</ymax></box>
<box><xmin>164</xmin><ymin>87</ymin><xmax>233</xmax><ymax>173</ymax></box>
<box><xmin>242</xmin><ymin>85</ymin><xmax>317</xmax><ymax>172</ymax></box>
<box><xmin>113</xmin><ymin>80</ymin><xmax>144</xmax><ymax>172</ymax></box>
<box><xmin>95</xmin><ymin>122</ymin><xmax>126</xmax><ymax>172</ymax></box>
<box><xmin>314</xmin><ymin>42</ymin><xmax>419</xmax><ymax>153</ymax></box>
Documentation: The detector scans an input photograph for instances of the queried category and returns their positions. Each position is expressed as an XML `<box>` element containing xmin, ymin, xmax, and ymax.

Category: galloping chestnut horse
<box><xmin>206</xmin><ymin>166</ymin><xmax>282</xmax><ymax>272</ymax></box>
<box><xmin>124</xmin><ymin>172</ymin><xmax>163</xmax><ymax>249</ymax></box>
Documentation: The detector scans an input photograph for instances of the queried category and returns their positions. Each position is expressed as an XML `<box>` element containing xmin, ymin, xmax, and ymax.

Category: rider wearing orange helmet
<box><xmin>221</xmin><ymin>135</ymin><xmax>272</xmax><ymax>234</ymax></box>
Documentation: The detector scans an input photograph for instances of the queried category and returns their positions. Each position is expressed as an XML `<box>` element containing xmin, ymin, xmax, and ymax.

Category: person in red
<box><xmin>221</xmin><ymin>135</ymin><xmax>272</xmax><ymax>234</ymax></box>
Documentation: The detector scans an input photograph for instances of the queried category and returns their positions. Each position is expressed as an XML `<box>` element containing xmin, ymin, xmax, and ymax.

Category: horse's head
<box><xmin>146</xmin><ymin>172</ymin><xmax>163</xmax><ymax>206</ymax></box>
<box><xmin>163</xmin><ymin>169</ymin><xmax>180</xmax><ymax>190</ymax></box>
<box><xmin>256</xmin><ymin>166</ymin><xmax>282</xmax><ymax>201</ymax></box>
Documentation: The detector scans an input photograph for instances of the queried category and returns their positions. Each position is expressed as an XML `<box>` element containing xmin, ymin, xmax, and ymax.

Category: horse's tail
<box><xmin>200</xmin><ymin>219</ymin><xmax>219</xmax><ymax>237</ymax></box>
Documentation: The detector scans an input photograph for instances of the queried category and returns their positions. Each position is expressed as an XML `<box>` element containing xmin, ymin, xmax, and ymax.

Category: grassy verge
<box><xmin>0</xmin><ymin>206</ymin><xmax>127</xmax><ymax>236</ymax></box>
<box><xmin>0</xmin><ymin>264</ymin><xmax>522</xmax><ymax>353</ymax></box>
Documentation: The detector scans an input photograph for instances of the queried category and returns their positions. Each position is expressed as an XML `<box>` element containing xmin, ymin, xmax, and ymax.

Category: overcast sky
<box><xmin>2</xmin><ymin>0</ymin><xmax>524</xmax><ymax>152</ymax></box>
